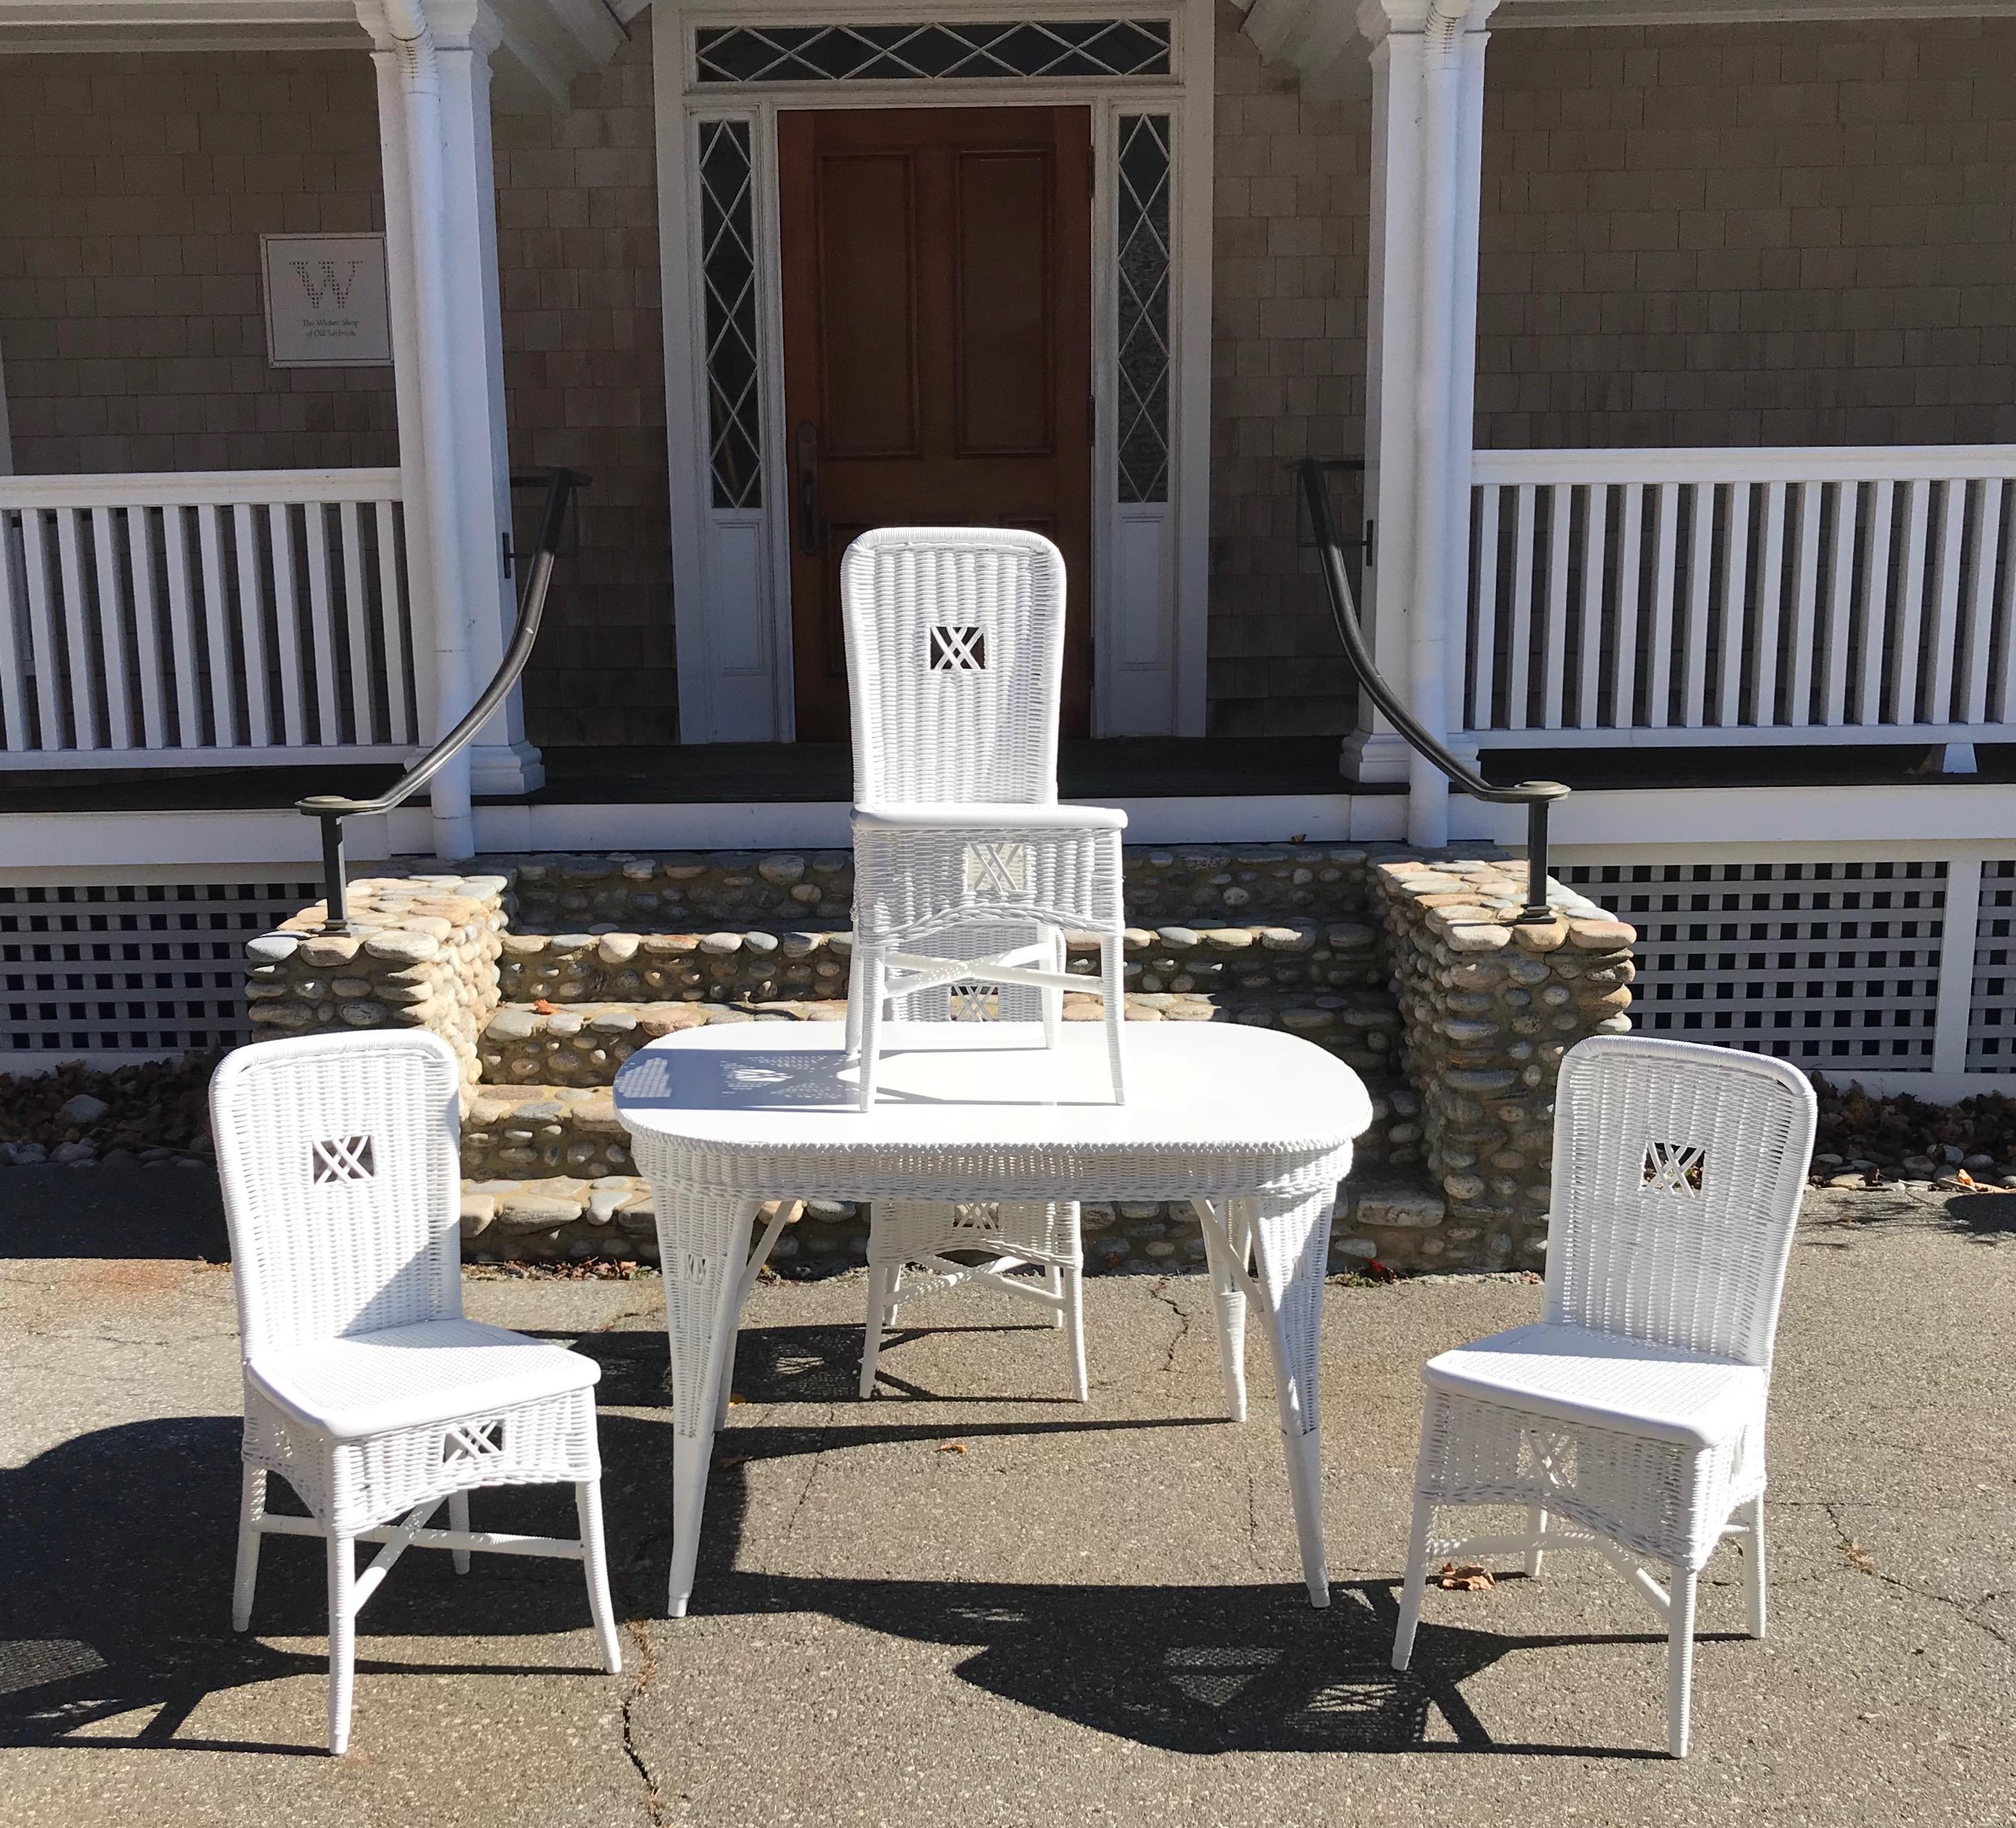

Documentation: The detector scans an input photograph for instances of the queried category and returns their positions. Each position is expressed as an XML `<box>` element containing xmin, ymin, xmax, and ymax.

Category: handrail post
<box><xmin>1524</xmin><ymin>798</ymin><xmax>1551</xmax><ymax>926</ymax></box>
<box><xmin>319</xmin><ymin>811</ymin><xmax>349</xmax><ymax>935</ymax></box>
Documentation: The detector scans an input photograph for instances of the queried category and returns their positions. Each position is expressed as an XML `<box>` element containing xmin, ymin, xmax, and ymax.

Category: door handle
<box><xmin>796</xmin><ymin>422</ymin><xmax>820</xmax><ymax>554</ymax></box>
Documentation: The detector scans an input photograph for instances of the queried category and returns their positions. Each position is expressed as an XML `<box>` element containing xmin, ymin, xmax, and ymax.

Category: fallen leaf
<box><xmin>726</xmin><ymin>1392</ymin><xmax>747</xmax><ymax>1407</ymax></box>
<box><xmin>533</xmin><ymin>998</ymin><xmax>558</xmax><ymax>1015</ymax></box>
<box><xmin>1956</xmin><ymin>1169</ymin><xmax>1977</xmax><ymax>1187</ymax></box>
<box><xmin>1288</xmin><ymin>833</ymin><xmax>1308</xmax><ymax>844</ymax></box>
<box><xmin>1366</xmin><ymin>1259</ymin><xmax>1398</xmax><ymax>1284</ymax></box>
<box><xmin>714</xmin><ymin>1451</ymin><xmax>748</xmax><ymax>1471</ymax></box>
<box><xmin>1841</xmin><ymin>1539</ymin><xmax>1876</xmax><ymax>1575</ymax></box>
<box><xmin>1437</xmin><ymin>1562</ymin><xmax>1496</xmax><ymax>1592</ymax></box>
<box><xmin>936</xmin><ymin>1441</ymin><xmax>969</xmax><ymax>1455</ymax></box>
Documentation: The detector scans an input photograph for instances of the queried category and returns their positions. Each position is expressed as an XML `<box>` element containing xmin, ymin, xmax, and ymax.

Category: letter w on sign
<box><xmin>292</xmin><ymin>260</ymin><xmax>362</xmax><ymax>310</ymax></box>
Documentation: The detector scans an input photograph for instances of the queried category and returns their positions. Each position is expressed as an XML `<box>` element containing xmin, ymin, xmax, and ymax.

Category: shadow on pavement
<box><xmin>0</xmin><ymin>1164</ymin><xmax>227</xmax><ymax>1261</ymax></box>
<box><xmin>688</xmin><ymin>1570</ymin><xmax>1678</xmax><ymax>1760</ymax></box>
<box><xmin>5</xmin><ymin>1321</ymin><xmax>1693</xmax><ymax>1763</ymax></box>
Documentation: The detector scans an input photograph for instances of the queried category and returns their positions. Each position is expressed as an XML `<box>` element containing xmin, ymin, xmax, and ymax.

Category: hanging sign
<box><xmin>260</xmin><ymin>233</ymin><xmax>393</xmax><ymax>368</ymax></box>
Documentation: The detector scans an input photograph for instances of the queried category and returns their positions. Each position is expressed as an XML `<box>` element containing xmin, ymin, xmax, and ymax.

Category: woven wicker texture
<box><xmin>843</xmin><ymin>527</ymin><xmax>1064</xmax><ymax>807</ymax></box>
<box><xmin>1392</xmin><ymin>1035</ymin><xmax>1818</xmax><ymax>1757</ymax></box>
<box><xmin>839</xmin><ymin>528</ymin><xmax>1127</xmax><ymax>1109</ymax></box>
<box><xmin>211</xmin><ymin>1030</ymin><xmax>622</xmax><ymax>1753</ymax></box>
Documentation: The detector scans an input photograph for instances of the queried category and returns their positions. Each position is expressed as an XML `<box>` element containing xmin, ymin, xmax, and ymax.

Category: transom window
<box><xmin>694</xmin><ymin>19</ymin><xmax>1173</xmax><ymax>85</ymax></box>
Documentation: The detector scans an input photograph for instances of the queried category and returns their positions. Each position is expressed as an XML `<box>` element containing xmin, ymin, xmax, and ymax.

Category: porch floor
<box><xmin>1</xmin><ymin>736</ymin><xmax>2010</xmax><ymax>818</ymax></box>
<box><xmin>0</xmin><ymin>736</ymin><xmax>1384</xmax><ymax>816</ymax></box>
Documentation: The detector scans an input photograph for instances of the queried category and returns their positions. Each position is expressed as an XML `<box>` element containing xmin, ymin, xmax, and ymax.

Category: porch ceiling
<box><xmin>0</xmin><ymin>0</ymin><xmax>629</xmax><ymax>107</ymax></box>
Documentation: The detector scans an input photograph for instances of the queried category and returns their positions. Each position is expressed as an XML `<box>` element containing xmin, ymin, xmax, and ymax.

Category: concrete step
<box><xmin>496</xmin><ymin>917</ymin><xmax>1385</xmax><ymax>1006</ymax></box>
<box><xmin>500</xmin><ymin>843</ymin><xmax>1383</xmax><ymax>934</ymax></box>
<box><xmin>458</xmin><ymin>1169</ymin><xmax>1450</xmax><ymax>1277</ymax></box>
<box><xmin>474</xmin><ymin>986</ymin><xmax>1403</xmax><ymax>1095</ymax></box>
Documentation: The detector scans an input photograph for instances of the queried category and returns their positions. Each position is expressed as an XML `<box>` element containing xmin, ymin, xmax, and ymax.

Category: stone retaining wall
<box><xmin>498</xmin><ymin>844</ymin><xmax>1376</xmax><ymax>931</ymax></box>
<box><xmin>242</xmin><ymin>874</ymin><xmax>508</xmax><ymax>1103</ymax></box>
<box><xmin>1368</xmin><ymin>858</ymin><xmax>1637</xmax><ymax>1273</ymax></box>
<box><xmin>494</xmin><ymin>917</ymin><xmax>1386</xmax><ymax>1005</ymax></box>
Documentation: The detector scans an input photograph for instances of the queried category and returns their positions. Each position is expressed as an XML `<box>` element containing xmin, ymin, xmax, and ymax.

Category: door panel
<box><xmin>955</xmin><ymin>149</ymin><xmax>1054</xmax><ymax>456</ymax></box>
<box><xmin>778</xmin><ymin>105</ymin><xmax>1093</xmax><ymax>741</ymax></box>
<box><xmin>815</xmin><ymin>152</ymin><xmax>920</xmax><ymax>458</ymax></box>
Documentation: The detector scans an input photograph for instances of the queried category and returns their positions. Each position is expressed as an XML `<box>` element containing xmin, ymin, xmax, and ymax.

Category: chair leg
<box><xmin>844</xmin><ymin>946</ymin><xmax>863</xmax><ymax>1055</ymax></box>
<box><xmin>575</xmin><ymin>1479</ymin><xmax>624</xmax><ymax>1675</ymax></box>
<box><xmin>232</xmin><ymin>1463</ymin><xmax>266</xmax><ymax>1632</ymax></box>
<box><xmin>1739</xmin><ymin>1494</ymin><xmax>1768</xmax><ymax>1639</ymax></box>
<box><xmin>449</xmin><ymin>1490</ymin><xmax>472</xmax><ymax>1574</ymax></box>
<box><xmin>856</xmin><ymin>952</ymin><xmax>885</xmax><ymax>1110</ymax></box>
<box><xmin>1042</xmin><ymin>925</ymin><xmax>1063</xmax><ymax>1050</ymax></box>
<box><xmin>860</xmin><ymin>1262</ymin><xmax>895</xmax><ymax>1398</ymax></box>
<box><xmin>1045</xmin><ymin>1262</ymin><xmax>1065</xmax><ymax>1328</ymax></box>
<box><xmin>1100</xmin><ymin>932</ymin><xmax>1126</xmax><ymax>1104</ymax></box>
<box><xmin>1392</xmin><ymin>1493</ymin><xmax>1435</xmax><ymax>1672</ymax></box>
<box><xmin>326</xmin><ymin>1533</ymin><xmax>357</xmax><ymax>1756</ymax></box>
<box><xmin>1666</xmin><ymin>1566</ymin><xmax>1699</xmax><ymax>1758</ymax></box>
<box><xmin>1527</xmin><ymin>1504</ymin><xmax>1549</xmax><ymax>1578</ymax></box>
<box><xmin>1063</xmin><ymin>1263</ymin><xmax>1087</xmax><ymax>1402</ymax></box>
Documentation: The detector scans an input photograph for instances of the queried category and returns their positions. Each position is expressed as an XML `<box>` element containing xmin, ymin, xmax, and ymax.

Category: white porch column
<box><xmin>359</xmin><ymin>0</ymin><xmax>539</xmax><ymax>865</ymax></box>
<box><xmin>1348</xmin><ymin>0</ymin><xmax>1497</xmax><ymax>847</ymax></box>
<box><xmin>433</xmin><ymin>0</ymin><xmax>543</xmax><ymax>797</ymax></box>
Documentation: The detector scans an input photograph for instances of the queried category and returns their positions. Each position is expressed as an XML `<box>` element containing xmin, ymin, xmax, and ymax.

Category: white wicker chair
<box><xmin>1390</xmin><ymin>1035</ymin><xmax>1817</xmax><ymax>1758</ymax></box>
<box><xmin>211</xmin><ymin>1030</ymin><xmax>622</xmax><ymax>1755</ymax></box>
<box><xmin>840</xmin><ymin>527</ymin><xmax>1127</xmax><ymax>1112</ymax></box>
<box><xmin>856</xmin><ymin>920</ymin><xmax>1087</xmax><ymax>1400</ymax></box>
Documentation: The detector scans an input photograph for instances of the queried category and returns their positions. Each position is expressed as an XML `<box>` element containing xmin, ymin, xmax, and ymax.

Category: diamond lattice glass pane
<box><xmin>1116</xmin><ymin>114</ymin><xmax>1171</xmax><ymax>505</ymax></box>
<box><xmin>699</xmin><ymin>119</ymin><xmax>762</xmax><ymax>509</ymax></box>
<box><xmin>694</xmin><ymin>20</ymin><xmax>1172</xmax><ymax>84</ymax></box>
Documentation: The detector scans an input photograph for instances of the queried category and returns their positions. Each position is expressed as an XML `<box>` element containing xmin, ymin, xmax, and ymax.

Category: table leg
<box><xmin>655</xmin><ymin>1190</ymin><xmax>765</xmax><ymax>1618</ymax></box>
<box><xmin>1246</xmin><ymin>1186</ymin><xmax>1339</xmax><ymax>1608</ymax></box>
<box><xmin>1191</xmin><ymin>1198</ymin><xmax>1249</xmax><ymax>1424</ymax></box>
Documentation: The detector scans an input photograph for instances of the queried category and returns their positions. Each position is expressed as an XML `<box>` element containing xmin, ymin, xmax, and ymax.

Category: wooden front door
<box><xmin>778</xmin><ymin>105</ymin><xmax>1093</xmax><ymax>741</ymax></box>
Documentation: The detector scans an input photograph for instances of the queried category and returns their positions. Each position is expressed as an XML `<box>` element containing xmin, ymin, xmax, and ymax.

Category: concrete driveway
<box><xmin>1</xmin><ymin>1171</ymin><xmax>2011</xmax><ymax>1825</ymax></box>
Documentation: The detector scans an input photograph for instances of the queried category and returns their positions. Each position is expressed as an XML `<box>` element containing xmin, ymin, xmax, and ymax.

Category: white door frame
<box><xmin>652</xmin><ymin>0</ymin><xmax>1213</xmax><ymax>742</ymax></box>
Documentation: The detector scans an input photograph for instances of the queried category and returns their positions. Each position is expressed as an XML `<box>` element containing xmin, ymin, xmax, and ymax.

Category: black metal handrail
<box><xmin>299</xmin><ymin>467</ymin><xmax>586</xmax><ymax>933</ymax></box>
<box><xmin>1294</xmin><ymin>456</ymin><xmax>1568</xmax><ymax>925</ymax></box>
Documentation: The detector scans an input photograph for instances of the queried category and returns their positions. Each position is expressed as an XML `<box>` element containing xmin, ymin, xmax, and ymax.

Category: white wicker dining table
<box><xmin>611</xmin><ymin>1019</ymin><xmax>1374</xmax><ymax>1617</ymax></box>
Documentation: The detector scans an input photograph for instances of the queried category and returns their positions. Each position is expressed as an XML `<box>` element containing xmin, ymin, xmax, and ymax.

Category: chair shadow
<box><xmin>681</xmin><ymin>1568</ymin><xmax>1681</xmax><ymax>1759</ymax></box>
<box><xmin>0</xmin><ymin>1414</ymin><xmax>641</xmax><ymax>1758</ymax></box>
<box><xmin>4</xmin><ymin>1352</ymin><xmax>1698</xmax><ymax>1763</ymax></box>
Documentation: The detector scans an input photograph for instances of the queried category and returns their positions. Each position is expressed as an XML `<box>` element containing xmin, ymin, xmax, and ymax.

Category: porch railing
<box><xmin>1465</xmin><ymin>445</ymin><xmax>2016</xmax><ymax>748</ymax></box>
<box><xmin>0</xmin><ymin>468</ymin><xmax>415</xmax><ymax>767</ymax></box>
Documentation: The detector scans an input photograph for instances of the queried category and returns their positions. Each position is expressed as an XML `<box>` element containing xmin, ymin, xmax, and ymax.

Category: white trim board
<box><xmin>0</xmin><ymin>789</ymin><xmax>1410</xmax><ymax>871</ymax></box>
<box><xmin>655</xmin><ymin>0</ymin><xmax>1213</xmax><ymax>744</ymax></box>
<box><xmin>1448</xmin><ymin>781</ymin><xmax>2016</xmax><ymax>849</ymax></box>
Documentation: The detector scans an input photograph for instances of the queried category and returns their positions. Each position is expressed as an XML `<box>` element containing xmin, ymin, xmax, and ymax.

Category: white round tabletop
<box><xmin>611</xmin><ymin>1020</ymin><xmax>1372</xmax><ymax>1165</ymax></box>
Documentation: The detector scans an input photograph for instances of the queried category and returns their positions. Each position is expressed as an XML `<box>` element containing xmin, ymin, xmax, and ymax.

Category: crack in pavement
<box><xmin>1149</xmin><ymin>1275</ymin><xmax>1192</xmax><ymax>1376</ymax></box>
<box><xmin>1823</xmin><ymin>1501</ymin><xmax>2015</xmax><ymax>1654</ymax></box>
<box><xmin>777</xmin><ymin>1401</ymin><xmax>837</xmax><ymax>1550</ymax></box>
<box><xmin>618</xmin><ymin>1618</ymin><xmax>667</xmax><ymax>1826</ymax></box>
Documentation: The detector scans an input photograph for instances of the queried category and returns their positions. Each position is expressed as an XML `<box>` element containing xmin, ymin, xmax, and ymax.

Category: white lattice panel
<box><xmin>0</xmin><ymin>879</ymin><xmax>317</xmax><ymax>1061</ymax></box>
<box><xmin>1969</xmin><ymin>859</ymin><xmax>2016</xmax><ymax>1070</ymax></box>
<box><xmin>1558</xmin><ymin>859</ymin><xmax>1944</xmax><ymax>1070</ymax></box>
